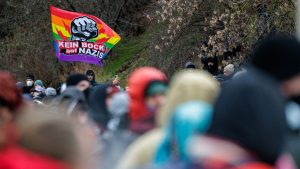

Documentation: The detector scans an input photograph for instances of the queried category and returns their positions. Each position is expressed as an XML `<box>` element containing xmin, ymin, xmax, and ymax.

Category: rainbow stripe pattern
<box><xmin>50</xmin><ymin>6</ymin><xmax>121</xmax><ymax>66</ymax></box>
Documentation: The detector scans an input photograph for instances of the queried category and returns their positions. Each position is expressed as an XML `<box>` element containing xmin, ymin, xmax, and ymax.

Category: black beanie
<box><xmin>251</xmin><ymin>35</ymin><xmax>300</xmax><ymax>81</ymax></box>
<box><xmin>26</xmin><ymin>74</ymin><xmax>35</xmax><ymax>81</ymax></box>
<box><xmin>66</xmin><ymin>73</ymin><xmax>88</xmax><ymax>87</ymax></box>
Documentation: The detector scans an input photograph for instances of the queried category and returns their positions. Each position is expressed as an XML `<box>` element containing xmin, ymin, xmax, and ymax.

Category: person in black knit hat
<box><xmin>23</xmin><ymin>74</ymin><xmax>35</xmax><ymax>94</ymax></box>
<box><xmin>66</xmin><ymin>73</ymin><xmax>90</xmax><ymax>100</ymax></box>
<box><xmin>202</xmin><ymin>34</ymin><xmax>300</xmax><ymax>166</ymax></box>
<box><xmin>251</xmin><ymin>35</ymin><xmax>300</xmax><ymax>82</ymax></box>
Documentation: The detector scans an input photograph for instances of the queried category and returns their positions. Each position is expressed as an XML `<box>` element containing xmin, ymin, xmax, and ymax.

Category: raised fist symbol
<box><xmin>71</xmin><ymin>16</ymin><xmax>98</xmax><ymax>41</ymax></box>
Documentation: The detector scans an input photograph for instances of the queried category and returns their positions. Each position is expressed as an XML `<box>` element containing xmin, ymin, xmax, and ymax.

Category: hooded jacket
<box><xmin>89</xmin><ymin>84</ymin><xmax>119</xmax><ymax>130</ymax></box>
<box><xmin>128</xmin><ymin>67</ymin><xmax>167</xmax><ymax>134</ymax></box>
<box><xmin>201</xmin><ymin>56</ymin><xmax>219</xmax><ymax>75</ymax></box>
<box><xmin>117</xmin><ymin>70</ymin><xmax>219</xmax><ymax>169</ymax></box>
<box><xmin>154</xmin><ymin>101</ymin><xmax>213</xmax><ymax>165</ymax></box>
<box><xmin>157</xmin><ymin>70</ymin><xmax>219</xmax><ymax>127</ymax></box>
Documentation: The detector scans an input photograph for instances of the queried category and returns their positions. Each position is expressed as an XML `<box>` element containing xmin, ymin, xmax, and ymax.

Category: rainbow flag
<box><xmin>50</xmin><ymin>6</ymin><xmax>121</xmax><ymax>66</ymax></box>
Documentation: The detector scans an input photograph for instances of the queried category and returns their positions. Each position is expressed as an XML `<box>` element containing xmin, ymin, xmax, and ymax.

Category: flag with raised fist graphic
<box><xmin>50</xmin><ymin>6</ymin><xmax>121</xmax><ymax>66</ymax></box>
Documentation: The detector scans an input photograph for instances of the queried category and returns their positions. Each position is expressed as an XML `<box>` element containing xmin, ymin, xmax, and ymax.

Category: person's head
<box><xmin>43</xmin><ymin>88</ymin><xmax>57</xmax><ymax>105</ymax></box>
<box><xmin>112</xmin><ymin>75</ymin><xmax>120</xmax><ymax>86</ymax></box>
<box><xmin>66</xmin><ymin>74</ymin><xmax>90</xmax><ymax>98</ymax></box>
<box><xmin>185</xmin><ymin>61</ymin><xmax>196</xmax><ymax>69</ymax></box>
<box><xmin>251</xmin><ymin>34</ymin><xmax>300</xmax><ymax>97</ymax></box>
<box><xmin>108</xmin><ymin>92</ymin><xmax>130</xmax><ymax>116</ymax></box>
<box><xmin>16</xmin><ymin>82</ymin><xmax>25</xmax><ymax>90</ymax></box>
<box><xmin>17</xmin><ymin>109</ymin><xmax>87</xmax><ymax>167</ymax></box>
<box><xmin>34</xmin><ymin>80</ymin><xmax>44</xmax><ymax>88</ymax></box>
<box><xmin>32</xmin><ymin>86</ymin><xmax>45</xmax><ymax>98</ymax></box>
<box><xmin>0</xmin><ymin>71</ymin><xmax>23</xmax><ymax>146</ymax></box>
<box><xmin>26</xmin><ymin>74</ymin><xmax>35</xmax><ymax>87</ymax></box>
<box><xmin>108</xmin><ymin>92</ymin><xmax>130</xmax><ymax>130</ymax></box>
<box><xmin>281</xmin><ymin>76</ymin><xmax>300</xmax><ymax>97</ymax></box>
<box><xmin>158</xmin><ymin>70</ymin><xmax>219</xmax><ymax>127</ymax></box>
<box><xmin>45</xmin><ymin>87</ymin><xmax>57</xmax><ymax>97</ymax></box>
<box><xmin>144</xmin><ymin>81</ymin><xmax>167</xmax><ymax>113</ymax></box>
<box><xmin>128</xmin><ymin>67</ymin><xmax>167</xmax><ymax>115</ymax></box>
<box><xmin>128</xmin><ymin>67</ymin><xmax>167</xmax><ymax>133</ymax></box>
<box><xmin>86</xmin><ymin>70</ymin><xmax>95</xmax><ymax>82</ymax></box>
<box><xmin>223</xmin><ymin>64</ymin><xmax>235</xmax><ymax>77</ymax></box>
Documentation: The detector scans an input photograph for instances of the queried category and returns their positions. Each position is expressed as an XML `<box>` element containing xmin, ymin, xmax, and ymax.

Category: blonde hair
<box><xmin>157</xmin><ymin>70</ymin><xmax>220</xmax><ymax>127</ymax></box>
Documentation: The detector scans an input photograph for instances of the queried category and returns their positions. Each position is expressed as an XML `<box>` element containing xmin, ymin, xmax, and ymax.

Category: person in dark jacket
<box><xmin>200</xmin><ymin>56</ymin><xmax>219</xmax><ymax>75</ymax></box>
<box><xmin>89</xmin><ymin>84</ymin><xmax>119</xmax><ymax>133</ymax></box>
<box><xmin>66</xmin><ymin>73</ymin><xmax>90</xmax><ymax>100</ymax></box>
<box><xmin>101</xmin><ymin>92</ymin><xmax>135</xmax><ymax>169</ymax></box>
<box><xmin>23</xmin><ymin>74</ymin><xmax>35</xmax><ymax>94</ymax></box>
<box><xmin>203</xmin><ymin>35</ymin><xmax>300</xmax><ymax>166</ymax></box>
<box><xmin>86</xmin><ymin>70</ymin><xmax>99</xmax><ymax>87</ymax></box>
<box><xmin>215</xmin><ymin>64</ymin><xmax>235</xmax><ymax>85</ymax></box>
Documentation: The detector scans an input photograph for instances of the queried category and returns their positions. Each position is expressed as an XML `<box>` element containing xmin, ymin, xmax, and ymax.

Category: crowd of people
<box><xmin>1</xmin><ymin>34</ymin><xmax>300</xmax><ymax>169</ymax></box>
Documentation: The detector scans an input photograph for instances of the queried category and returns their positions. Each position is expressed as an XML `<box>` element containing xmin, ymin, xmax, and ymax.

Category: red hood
<box><xmin>128</xmin><ymin>67</ymin><xmax>167</xmax><ymax>133</ymax></box>
<box><xmin>0</xmin><ymin>146</ymin><xmax>70</xmax><ymax>169</ymax></box>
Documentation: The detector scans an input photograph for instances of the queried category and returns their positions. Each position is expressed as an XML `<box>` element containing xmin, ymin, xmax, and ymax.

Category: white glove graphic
<box><xmin>71</xmin><ymin>16</ymin><xmax>98</xmax><ymax>41</ymax></box>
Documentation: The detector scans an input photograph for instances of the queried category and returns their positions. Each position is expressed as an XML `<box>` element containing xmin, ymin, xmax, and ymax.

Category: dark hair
<box><xmin>251</xmin><ymin>34</ymin><xmax>300</xmax><ymax>81</ymax></box>
<box><xmin>66</xmin><ymin>73</ymin><xmax>88</xmax><ymax>86</ymax></box>
<box><xmin>26</xmin><ymin>74</ymin><xmax>35</xmax><ymax>81</ymax></box>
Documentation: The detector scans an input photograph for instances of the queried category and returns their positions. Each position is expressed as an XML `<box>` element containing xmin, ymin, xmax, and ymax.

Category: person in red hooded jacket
<box><xmin>0</xmin><ymin>71</ymin><xmax>72</xmax><ymax>169</ymax></box>
<box><xmin>128</xmin><ymin>67</ymin><xmax>168</xmax><ymax>134</ymax></box>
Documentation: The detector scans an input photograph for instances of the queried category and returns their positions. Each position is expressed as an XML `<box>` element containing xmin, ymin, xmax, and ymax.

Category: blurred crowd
<box><xmin>1</xmin><ymin>34</ymin><xmax>300</xmax><ymax>169</ymax></box>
